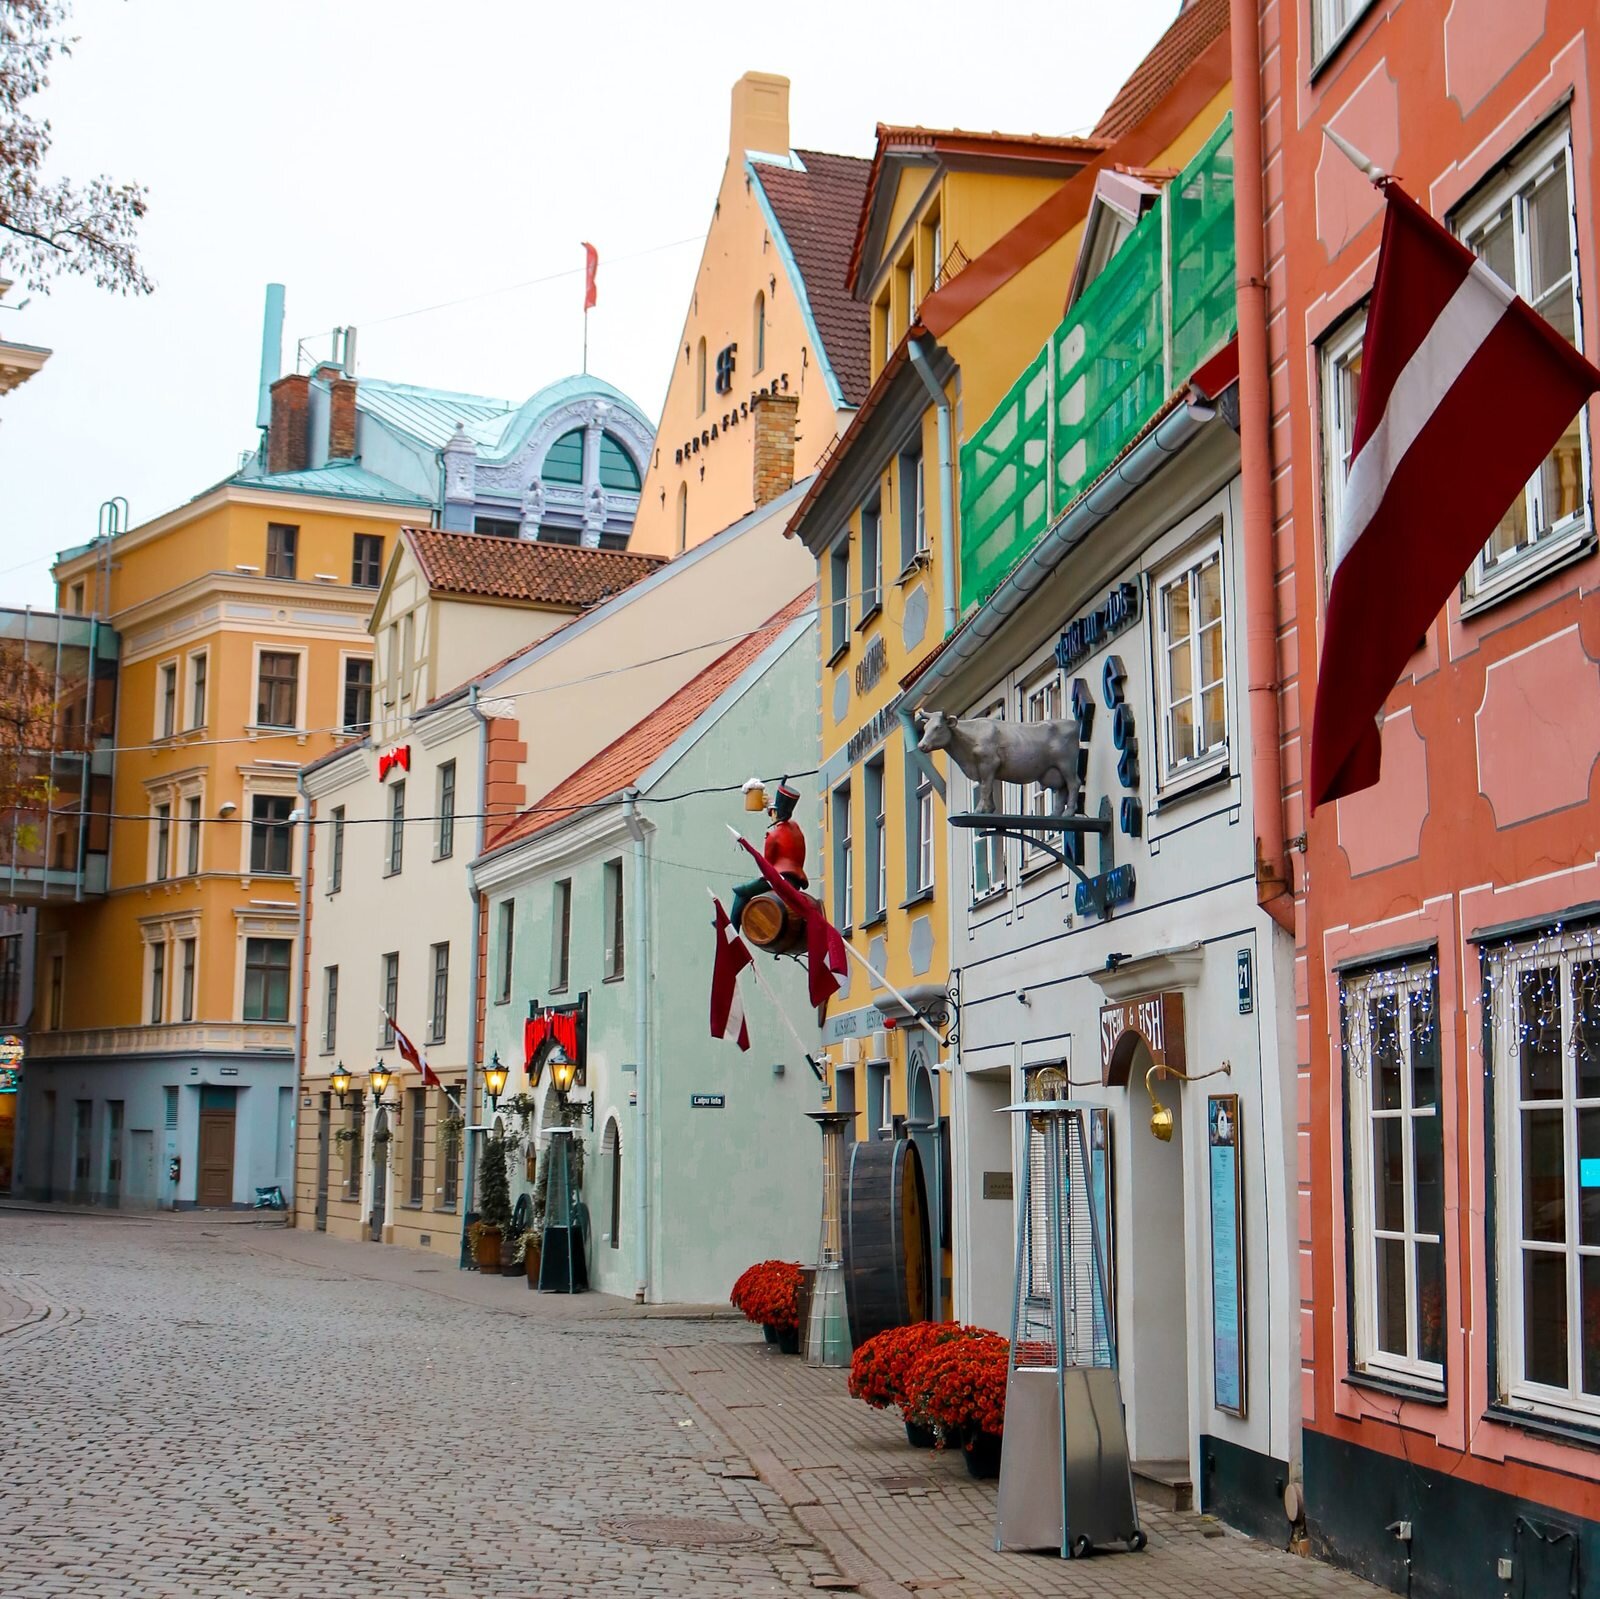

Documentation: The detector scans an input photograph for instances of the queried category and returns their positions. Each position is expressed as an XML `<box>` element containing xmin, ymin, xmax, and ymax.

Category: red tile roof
<box><xmin>404</xmin><ymin>527</ymin><xmax>665</xmax><ymax>609</ymax></box>
<box><xmin>755</xmin><ymin>152</ymin><xmax>873</xmax><ymax>406</ymax></box>
<box><xmin>1093</xmin><ymin>0</ymin><xmax>1229</xmax><ymax>140</ymax></box>
<box><xmin>484</xmin><ymin>587</ymin><xmax>816</xmax><ymax>852</ymax></box>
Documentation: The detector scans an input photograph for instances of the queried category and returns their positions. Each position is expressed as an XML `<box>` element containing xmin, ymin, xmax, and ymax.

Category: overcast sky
<box><xmin>0</xmin><ymin>0</ymin><xmax>1181</xmax><ymax>607</ymax></box>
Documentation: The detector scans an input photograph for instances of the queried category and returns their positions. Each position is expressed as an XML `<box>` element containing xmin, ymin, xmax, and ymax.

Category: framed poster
<box><xmin>1208</xmin><ymin>1093</ymin><xmax>1246</xmax><ymax>1417</ymax></box>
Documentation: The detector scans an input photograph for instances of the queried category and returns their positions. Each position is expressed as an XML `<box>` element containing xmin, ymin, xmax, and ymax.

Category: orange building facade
<box><xmin>1249</xmin><ymin>0</ymin><xmax>1600</xmax><ymax>1587</ymax></box>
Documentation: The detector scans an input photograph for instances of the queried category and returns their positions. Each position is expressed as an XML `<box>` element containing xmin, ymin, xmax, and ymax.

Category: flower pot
<box><xmin>964</xmin><ymin>1430</ymin><xmax>1003</xmax><ymax>1480</ymax></box>
<box><xmin>904</xmin><ymin>1420</ymin><xmax>938</xmax><ymax>1449</ymax></box>
<box><xmin>777</xmin><ymin>1326</ymin><xmax>801</xmax><ymax>1356</ymax></box>
<box><xmin>471</xmin><ymin>1227</ymin><xmax>502</xmax><ymax>1271</ymax></box>
<box><xmin>501</xmin><ymin>1253</ymin><xmax>524</xmax><ymax>1277</ymax></box>
<box><xmin>762</xmin><ymin>1324</ymin><xmax>780</xmax><ymax>1345</ymax></box>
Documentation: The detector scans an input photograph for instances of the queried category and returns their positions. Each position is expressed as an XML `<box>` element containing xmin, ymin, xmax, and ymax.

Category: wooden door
<box><xmin>197</xmin><ymin>1109</ymin><xmax>236</xmax><ymax>1207</ymax></box>
<box><xmin>314</xmin><ymin>1096</ymin><xmax>330</xmax><ymax>1231</ymax></box>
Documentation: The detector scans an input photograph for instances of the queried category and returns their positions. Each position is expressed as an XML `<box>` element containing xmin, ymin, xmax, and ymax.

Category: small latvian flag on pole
<box><xmin>1309</xmin><ymin>146</ymin><xmax>1600</xmax><ymax>811</ymax></box>
<box><xmin>389</xmin><ymin>1016</ymin><xmax>443</xmax><ymax>1089</ymax></box>
<box><xmin>709</xmin><ymin>898</ymin><xmax>752</xmax><ymax>1051</ymax></box>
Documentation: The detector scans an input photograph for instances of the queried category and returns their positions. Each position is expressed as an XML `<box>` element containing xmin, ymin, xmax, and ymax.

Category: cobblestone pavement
<box><xmin>0</xmin><ymin>1211</ymin><xmax>1385</xmax><ymax>1599</ymax></box>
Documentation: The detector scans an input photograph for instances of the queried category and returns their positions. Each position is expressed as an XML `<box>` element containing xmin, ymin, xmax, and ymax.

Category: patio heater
<box><xmin>804</xmin><ymin>1111</ymin><xmax>853</xmax><ymax>1367</ymax></box>
<box><xmin>995</xmin><ymin>1070</ymin><xmax>1143</xmax><ymax>1558</ymax></box>
<box><xmin>537</xmin><ymin>1128</ymin><xmax>588</xmax><ymax>1294</ymax></box>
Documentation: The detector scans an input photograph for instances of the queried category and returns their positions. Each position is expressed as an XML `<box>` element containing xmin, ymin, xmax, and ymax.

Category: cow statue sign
<box><xmin>917</xmin><ymin>709</ymin><xmax>1082</xmax><ymax>817</ymax></box>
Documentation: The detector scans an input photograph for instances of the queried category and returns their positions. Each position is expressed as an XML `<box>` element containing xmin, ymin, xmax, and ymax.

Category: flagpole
<box><xmin>582</xmin><ymin>305</ymin><xmax>588</xmax><ymax>376</ymax></box>
<box><xmin>1323</xmin><ymin>126</ymin><xmax>1388</xmax><ymax>185</ymax></box>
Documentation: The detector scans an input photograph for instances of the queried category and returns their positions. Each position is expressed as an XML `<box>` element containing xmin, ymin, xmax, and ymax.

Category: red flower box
<box><xmin>730</xmin><ymin>1260</ymin><xmax>804</xmax><ymax>1334</ymax></box>
<box><xmin>848</xmin><ymin>1321</ymin><xmax>989</xmax><ymax>1419</ymax></box>
<box><xmin>903</xmin><ymin>1329</ymin><xmax>1010</xmax><ymax>1441</ymax></box>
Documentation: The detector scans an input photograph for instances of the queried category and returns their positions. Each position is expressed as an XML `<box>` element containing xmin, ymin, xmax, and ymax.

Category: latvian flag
<box><xmin>710</xmin><ymin>897</ymin><xmax>753</xmax><ymax>1051</ymax></box>
<box><xmin>1310</xmin><ymin>181</ymin><xmax>1600</xmax><ymax>809</ymax></box>
<box><xmin>389</xmin><ymin>1016</ymin><xmax>443</xmax><ymax>1089</ymax></box>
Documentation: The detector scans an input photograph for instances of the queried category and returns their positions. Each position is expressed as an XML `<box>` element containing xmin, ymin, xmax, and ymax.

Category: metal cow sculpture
<box><xmin>917</xmin><ymin>709</ymin><xmax>1082</xmax><ymax>816</ymax></box>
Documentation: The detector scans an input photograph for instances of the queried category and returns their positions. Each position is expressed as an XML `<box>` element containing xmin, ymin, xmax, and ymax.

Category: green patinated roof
<box><xmin>227</xmin><ymin>457</ymin><xmax>431</xmax><ymax>507</ymax></box>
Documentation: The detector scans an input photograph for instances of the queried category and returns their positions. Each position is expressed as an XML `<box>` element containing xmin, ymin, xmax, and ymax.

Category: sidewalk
<box><xmin>653</xmin><ymin>1339</ymin><xmax>1381</xmax><ymax>1599</ymax></box>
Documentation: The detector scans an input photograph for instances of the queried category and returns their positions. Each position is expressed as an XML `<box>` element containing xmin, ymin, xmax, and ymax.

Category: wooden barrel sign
<box><xmin>843</xmin><ymin>1137</ymin><xmax>931</xmax><ymax>1346</ymax></box>
<box><xmin>741</xmin><ymin>891</ymin><xmax>808</xmax><ymax>955</ymax></box>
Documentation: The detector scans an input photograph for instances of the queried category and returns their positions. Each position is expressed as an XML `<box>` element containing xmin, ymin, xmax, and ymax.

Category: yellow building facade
<box><xmin>23</xmin><ymin>464</ymin><xmax>426</xmax><ymax>1208</ymax></box>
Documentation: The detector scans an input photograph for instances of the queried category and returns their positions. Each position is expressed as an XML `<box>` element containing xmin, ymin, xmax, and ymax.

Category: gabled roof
<box><xmin>1093</xmin><ymin>0</ymin><xmax>1229</xmax><ymax>140</ymax></box>
<box><xmin>749</xmin><ymin>150</ymin><xmax>873</xmax><ymax>407</ymax></box>
<box><xmin>226</xmin><ymin>457</ymin><xmax>431</xmax><ymax>507</ymax></box>
<box><xmin>847</xmin><ymin>127</ymin><xmax>1108</xmax><ymax>296</ymax></box>
<box><xmin>484</xmin><ymin>587</ymin><xmax>815</xmax><ymax>852</ymax></box>
<box><xmin>403</xmin><ymin>527</ymin><xmax>665</xmax><ymax>607</ymax></box>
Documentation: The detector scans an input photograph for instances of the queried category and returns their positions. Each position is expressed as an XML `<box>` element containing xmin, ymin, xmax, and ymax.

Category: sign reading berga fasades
<box><xmin>1055</xmin><ymin>581</ymin><xmax>1140</xmax><ymax>673</ymax></box>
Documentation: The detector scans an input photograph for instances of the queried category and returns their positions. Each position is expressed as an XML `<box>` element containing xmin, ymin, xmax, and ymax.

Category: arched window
<box><xmin>543</xmin><ymin>428</ymin><xmax>584</xmax><ymax>484</ymax></box>
<box><xmin>675</xmin><ymin>483</ymin><xmax>688</xmax><ymax>554</ymax></box>
<box><xmin>602</xmin><ymin>1116</ymin><xmax>623</xmax><ymax>1250</ymax></box>
<box><xmin>598</xmin><ymin>433</ymin><xmax>641</xmax><ymax>492</ymax></box>
<box><xmin>695</xmin><ymin>337</ymin><xmax>707</xmax><ymax>416</ymax></box>
<box><xmin>753</xmin><ymin>291</ymin><xmax>766</xmax><ymax>374</ymax></box>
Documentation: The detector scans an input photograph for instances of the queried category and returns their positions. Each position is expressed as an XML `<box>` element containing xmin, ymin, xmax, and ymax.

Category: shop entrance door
<box><xmin>197</xmin><ymin>1092</ymin><xmax>237</xmax><ymax>1208</ymax></box>
<box><xmin>368</xmin><ymin>1108</ymin><xmax>388</xmax><ymax>1241</ymax></box>
<box><xmin>1124</xmin><ymin>1056</ymin><xmax>1191</xmax><ymax>1488</ymax></box>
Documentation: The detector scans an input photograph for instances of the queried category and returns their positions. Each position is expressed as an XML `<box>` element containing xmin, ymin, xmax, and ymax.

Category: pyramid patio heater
<box><xmin>996</xmin><ymin>1069</ymin><xmax>1143</xmax><ymax>1558</ymax></box>
<box><xmin>804</xmin><ymin>1111</ymin><xmax>853</xmax><ymax>1367</ymax></box>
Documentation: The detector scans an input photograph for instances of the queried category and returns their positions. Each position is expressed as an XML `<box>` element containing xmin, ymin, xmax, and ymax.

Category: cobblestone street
<box><xmin>0</xmin><ymin>1211</ymin><xmax>1384</xmax><ymax>1599</ymax></box>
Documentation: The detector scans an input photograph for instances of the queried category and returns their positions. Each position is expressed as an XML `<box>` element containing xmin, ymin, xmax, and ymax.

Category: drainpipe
<box><xmin>462</xmin><ymin>684</ymin><xmax>489</xmax><ymax>1238</ymax></box>
<box><xmin>1231</xmin><ymin>0</ymin><xmax>1294</xmax><ymax>933</ymax></box>
<box><xmin>289</xmin><ymin>775</ymin><xmax>312</xmax><ymax>1222</ymax></box>
<box><xmin>622</xmin><ymin>789</ymin><xmax>650</xmax><ymax>1303</ymax></box>
<box><xmin>908</xmin><ymin>337</ymin><xmax>957</xmax><ymax>639</ymax></box>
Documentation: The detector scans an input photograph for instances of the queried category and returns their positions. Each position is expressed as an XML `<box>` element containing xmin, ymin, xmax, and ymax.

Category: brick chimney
<box><xmin>730</xmin><ymin>72</ymin><xmax>790</xmax><ymax>158</ymax></box>
<box><xmin>328</xmin><ymin>373</ymin><xmax>358</xmax><ymax>460</ymax></box>
<box><xmin>751</xmin><ymin>391</ymin><xmax>798</xmax><ymax>506</ymax></box>
<box><xmin>267</xmin><ymin>373</ymin><xmax>311</xmax><ymax>475</ymax></box>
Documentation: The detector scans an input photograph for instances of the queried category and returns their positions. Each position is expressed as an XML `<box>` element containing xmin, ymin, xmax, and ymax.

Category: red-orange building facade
<box><xmin>1248</xmin><ymin>0</ymin><xmax>1600</xmax><ymax>1589</ymax></box>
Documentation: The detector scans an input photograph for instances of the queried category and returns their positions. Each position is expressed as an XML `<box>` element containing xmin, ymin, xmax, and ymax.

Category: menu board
<box><xmin>1208</xmin><ymin>1094</ymin><xmax>1246</xmax><ymax>1417</ymax></box>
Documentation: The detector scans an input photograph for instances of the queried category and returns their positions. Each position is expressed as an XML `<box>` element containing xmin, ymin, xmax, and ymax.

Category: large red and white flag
<box><xmin>389</xmin><ymin>1016</ymin><xmax>443</xmax><ymax>1089</ymax></box>
<box><xmin>709</xmin><ymin>897</ymin><xmax>752</xmax><ymax>1051</ymax></box>
<box><xmin>1310</xmin><ymin>181</ymin><xmax>1600</xmax><ymax>810</ymax></box>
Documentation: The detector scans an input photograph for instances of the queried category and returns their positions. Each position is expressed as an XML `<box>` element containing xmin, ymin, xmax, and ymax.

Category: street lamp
<box><xmin>329</xmin><ymin>1062</ymin><xmax>352</xmax><ymax>1108</ymax></box>
<box><xmin>483</xmin><ymin>1051</ymin><xmax>510</xmax><ymax>1111</ymax></box>
<box><xmin>547</xmin><ymin>1044</ymin><xmax>592</xmax><ymax>1129</ymax></box>
<box><xmin>370</xmin><ymin>1059</ymin><xmax>395</xmax><ymax>1110</ymax></box>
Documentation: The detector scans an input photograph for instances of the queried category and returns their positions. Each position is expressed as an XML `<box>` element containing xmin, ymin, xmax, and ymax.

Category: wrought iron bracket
<box><xmin>949</xmin><ymin>805</ymin><xmax>1115</xmax><ymax>918</ymax></box>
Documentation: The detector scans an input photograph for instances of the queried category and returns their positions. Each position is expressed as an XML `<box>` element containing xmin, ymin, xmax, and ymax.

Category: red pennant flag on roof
<box><xmin>582</xmin><ymin>242</ymin><xmax>598</xmax><ymax>312</ymax></box>
<box><xmin>1310</xmin><ymin>181</ymin><xmax>1600</xmax><ymax>810</ymax></box>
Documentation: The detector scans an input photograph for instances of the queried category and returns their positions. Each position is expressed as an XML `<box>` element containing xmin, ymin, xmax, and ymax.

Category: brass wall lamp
<box><xmin>1146</xmin><ymin>1059</ymin><xmax>1232</xmax><ymax>1141</ymax></box>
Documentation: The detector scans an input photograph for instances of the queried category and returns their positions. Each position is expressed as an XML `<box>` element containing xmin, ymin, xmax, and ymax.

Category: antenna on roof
<box><xmin>257</xmin><ymin>284</ymin><xmax>285</xmax><ymax>429</ymax></box>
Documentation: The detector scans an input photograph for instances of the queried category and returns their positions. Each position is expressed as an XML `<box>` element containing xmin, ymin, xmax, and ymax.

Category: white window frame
<box><xmin>386</xmin><ymin>780</ymin><xmax>405</xmax><ymax>877</ymax></box>
<box><xmin>251</xmin><ymin>643</ymin><xmax>307</xmax><ymax>732</ymax></box>
<box><xmin>428</xmin><ymin>941</ymin><xmax>449</xmax><ymax>1044</ymax></box>
<box><xmin>498</xmin><ymin>897</ymin><xmax>517</xmax><ymax>1003</ymax></box>
<box><xmin>146</xmin><ymin>935</ymin><xmax>167</xmax><ymax>1026</ymax></box>
<box><xmin>380</xmin><ymin>953</ymin><xmax>399</xmax><ymax>1046</ymax></box>
<box><xmin>435</xmin><ymin>760</ymin><xmax>456</xmax><ymax>861</ymax></box>
<box><xmin>339</xmin><ymin>651</ymin><xmax>374</xmax><ymax>736</ymax></box>
<box><xmin>241</xmin><ymin>935</ymin><xmax>292</xmax><ymax>1024</ymax></box>
<box><xmin>551</xmin><ymin>880</ymin><xmax>572</xmax><ymax>995</ymax></box>
<box><xmin>911</xmin><ymin>757</ymin><xmax>935</xmax><ymax>897</ymax></box>
<box><xmin>179</xmin><ymin>936</ymin><xmax>196</xmax><ymax>1024</ymax></box>
<box><xmin>183</xmin><ymin>793</ymin><xmax>202</xmax><ymax>877</ymax></box>
<box><xmin>1019</xmin><ymin>670</ymin><xmax>1064</xmax><ymax>876</ymax></box>
<box><xmin>833</xmin><ymin>781</ymin><xmax>854</xmax><ymax>933</ymax></box>
<box><xmin>859</xmin><ymin>502</ymin><xmax>883</xmax><ymax>625</ymax></box>
<box><xmin>322</xmin><ymin>964</ymin><xmax>338</xmax><ymax>1054</ymax></box>
<box><xmin>1320</xmin><ymin>310</ymin><xmax>1366</xmax><ymax>588</ymax></box>
<box><xmin>969</xmin><ymin>702</ymin><xmax>1008</xmax><ymax>903</ymax></box>
<box><xmin>1153</xmin><ymin>527</ymin><xmax>1230</xmax><ymax>792</ymax></box>
<box><xmin>829</xmin><ymin>538</ymin><xmax>851</xmax><ymax>660</ymax></box>
<box><xmin>1490</xmin><ymin>926</ymin><xmax>1600</xmax><ymax>1424</ymax></box>
<box><xmin>156</xmin><ymin>658</ymin><xmax>179</xmax><ymax>741</ymax></box>
<box><xmin>1343</xmin><ymin>958</ymin><xmax>1446</xmax><ymax>1393</ymax></box>
<box><xmin>152</xmin><ymin>800</ymin><xmax>172</xmax><ymax>883</ymax></box>
<box><xmin>187</xmin><ymin>649</ymin><xmax>209</xmax><ymax>731</ymax></box>
<box><xmin>1455</xmin><ymin>122</ymin><xmax>1592</xmax><ymax>611</ymax></box>
<box><xmin>602</xmin><ymin>858</ymin><xmax>625</xmax><ymax>980</ymax></box>
<box><xmin>1311</xmin><ymin>0</ymin><xmax>1375</xmax><ymax>64</ymax></box>
<box><xmin>864</xmin><ymin>756</ymin><xmax>887</xmax><ymax>922</ymax></box>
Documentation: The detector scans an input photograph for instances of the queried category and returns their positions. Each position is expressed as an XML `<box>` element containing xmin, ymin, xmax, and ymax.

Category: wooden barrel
<box><xmin>843</xmin><ymin>1138</ymin><xmax>931</xmax><ymax>1345</ymax></box>
<box><xmin>741</xmin><ymin>891</ymin><xmax>808</xmax><ymax>955</ymax></box>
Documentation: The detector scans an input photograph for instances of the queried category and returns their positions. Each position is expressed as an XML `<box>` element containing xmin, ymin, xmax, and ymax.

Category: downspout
<box><xmin>1231</xmin><ymin>0</ymin><xmax>1294</xmax><ymax>933</ymax></box>
<box><xmin>290</xmin><ymin>774</ymin><xmax>312</xmax><ymax>1221</ymax></box>
<box><xmin>623</xmin><ymin>789</ymin><xmax>650</xmax><ymax>1304</ymax></box>
<box><xmin>462</xmin><ymin>683</ymin><xmax>489</xmax><ymax>1240</ymax></box>
<box><xmin>908</xmin><ymin>336</ymin><xmax>957</xmax><ymax>638</ymax></box>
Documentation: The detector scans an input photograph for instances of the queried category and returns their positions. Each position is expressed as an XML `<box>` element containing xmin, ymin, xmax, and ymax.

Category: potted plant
<box><xmin>903</xmin><ymin>1329</ymin><xmax>1010</xmax><ymax>1478</ymax></box>
<box><xmin>470</xmin><ymin>1131</ymin><xmax>512</xmax><ymax>1271</ymax></box>
<box><xmin>848</xmin><ymin>1322</ymin><xmax>981</xmax><ymax>1448</ymax></box>
<box><xmin>729</xmin><ymin>1260</ymin><xmax>805</xmax><ymax>1354</ymax></box>
<box><xmin>513</xmin><ymin>1226</ymin><xmax>542</xmax><ymax>1288</ymax></box>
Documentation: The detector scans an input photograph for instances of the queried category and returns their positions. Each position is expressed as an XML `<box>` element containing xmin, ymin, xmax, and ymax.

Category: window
<box><xmin>602</xmin><ymin>858</ymin><xmax>625</xmax><ymax>980</ymax></box>
<box><xmin>598</xmin><ymin>434</ymin><xmax>640</xmax><ymax>492</ymax></box>
<box><xmin>352</xmin><ymin>533</ymin><xmax>384</xmax><ymax>588</ymax></box>
<box><xmin>439</xmin><ymin>1084</ymin><xmax>463</xmax><ymax>1208</ymax></box>
<box><xmin>381</xmin><ymin>953</ymin><xmax>399</xmax><ymax>1045</ymax></box>
<box><xmin>753</xmin><ymin>291</ymin><xmax>766</xmax><ymax>373</ymax></box>
<box><xmin>330</xmin><ymin>807</ymin><xmax>345</xmax><ymax>893</ymax></box>
<box><xmin>342</xmin><ymin>658</ymin><xmax>373</xmax><ymax>734</ymax></box>
<box><xmin>1344</xmin><ymin>958</ymin><xmax>1445</xmax><ymax>1391</ymax></box>
<box><xmin>867</xmin><ymin>1059</ymin><xmax>892</xmax><ymax>1138</ymax></box>
<box><xmin>387</xmin><ymin>781</ymin><xmax>405</xmax><ymax>875</ymax></box>
<box><xmin>1457</xmin><ymin>124</ymin><xmax>1590</xmax><ymax>601</ymax></box>
<box><xmin>346</xmin><ymin>1096</ymin><xmax>363</xmax><ymax>1197</ymax></box>
<box><xmin>1156</xmin><ymin>534</ymin><xmax>1228</xmax><ymax>784</ymax></box>
<box><xmin>675</xmin><ymin>483</ymin><xmax>688</xmax><ymax>555</ymax></box>
<box><xmin>47</xmin><ymin>952</ymin><xmax>63</xmax><ymax>1030</ymax></box>
<box><xmin>256</xmin><ymin>651</ymin><xmax>299</xmax><ymax>728</ymax></box>
<box><xmin>266</xmin><ymin>522</ymin><xmax>298</xmax><ymax>579</ymax></box>
<box><xmin>552</xmin><ymin>880</ymin><xmax>572</xmax><ymax>993</ymax></box>
<box><xmin>609</xmin><ymin>1121</ymin><xmax>623</xmax><ymax>1248</ymax></box>
<box><xmin>1489</xmin><ymin>927</ymin><xmax>1600</xmax><ymax>1422</ymax></box>
<box><xmin>496</xmin><ymin>899</ymin><xmax>515</xmax><ymax>1003</ymax></box>
<box><xmin>695</xmin><ymin>337</ymin><xmax>707</xmax><ymax>416</ymax></box>
<box><xmin>1021</xmin><ymin>674</ymin><xmax>1064</xmax><ymax>871</ymax></box>
<box><xmin>544</xmin><ymin>429</ymin><xmax>584</xmax><ymax>483</ymax></box>
<box><xmin>69</xmin><ymin>580</ymin><xmax>85</xmax><ymax>614</ymax></box>
<box><xmin>184</xmin><ymin>796</ymin><xmax>201</xmax><ymax>876</ymax></box>
<box><xmin>322</xmin><ymin>965</ymin><xmax>338</xmax><ymax>1053</ymax></box>
<box><xmin>159</xmin><ymin>662</ymin><xmax>177</xmax><ymax>739</ymax></box>
<box><xmin>970</xmin><ymin>705</ymin><xmax>1007</xmax><ymax>900</ymax></box>
<box><xmin>1312</xmin><ymin>0</ymin><xmax>1371</xmax><ymax>61</ymax></box>
<box><xmin>250</xmin><ymin>794</ymin><xmax>293</xmax><ymax>875</ymax></box>
<box><xmin>429</xmin><ymin>942</ymin><xmax>449</xmax><ymax>1044</ymax></box>
<box><xmin>864</xmin><ymin>756</ymin><xmax>887</xmax><ymax>922</ymax></box>
<box><xmin>164</xmin><ymin>1086</ymin><xmax>178</xmax><ymax>1129</ymax></box>
<box><xmin>0</xmin><ymin>935</ymin><xmax>20</xmax><ymax>1024</ymax></box>
<box><xmin>242</xmin><ymin>938</ymin><xmax>291</xmax><ymax>1023</ymax></box>
<box><xmin>908</xmin><ymin>753</ymin><xmax>935</xmax><ymax>897</ymax></box>
<box><xmin>1320</xmin><ymin>313</ymin><xmax>1366</xmax><ymax>582</ymax></box>
<box><xmin>180</xmin><ymin>937</ymin><xmax>196</xmax><ymax>1023</ymax></box>
<box><xmin>829</xmin><ymin>539</ymin><xmax>850</xmax><ymax>658</ymax></box>
<box><xmin>832</xmin><ymin>781</ymin><xmax>853</xmax><ymax>932</ymax></box>
<box><xmin>407</xmin><ymin>1087</ymin><xmax>427</xmax><ymax>1206</ymax></box>
<box><xmin>859</xmin><ymin>501</ymin><xmax>882</xmax><ymax>623</ymax></box>
<box><xmin>436</xmin><ymin>761</ymin><xmax>456</xmax><ymax>860</ymax></box>
<box><xmin>154</xmin><ymin>803</ymin><xmax>171</xmax><ymax>882</ymax></box>
<box><xmin>149</xmin><ymin>940</ymin><xmax>166</xmax><ymax>1025</ymax></box>
<box><xmin>189</xmin><ymin>652</ymin><xmax>208</xmax><ymax>729</ymax></box>
<box><xmin>474</xmin><ymin>516</ymin><xmax>520</xmax><ymax>538</ymax></box>
<box><xmin>899</xmin><ymin>446</ymin><xmax>926</xmax><ymax>569</ymax></box>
